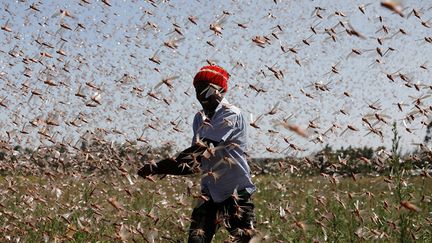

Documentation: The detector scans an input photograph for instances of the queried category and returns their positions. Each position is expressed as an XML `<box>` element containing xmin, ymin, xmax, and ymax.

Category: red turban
<box><xmin>193</xmin><ymin>65</ymin><xmax>229</xmax><ymax>92</ymax></box>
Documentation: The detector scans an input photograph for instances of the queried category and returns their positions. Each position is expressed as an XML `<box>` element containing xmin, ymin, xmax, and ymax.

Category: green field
<box><xmin>1</xmin><ymin>173</ymin><xmax>431</xmax><ymax>242</ymax></box>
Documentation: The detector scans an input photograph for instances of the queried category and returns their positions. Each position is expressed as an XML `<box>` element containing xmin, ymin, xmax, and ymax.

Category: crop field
<box><xmin>1</xmin><ymin>172</ymin><xmax>431</xmax><ymax>242</ymax></box>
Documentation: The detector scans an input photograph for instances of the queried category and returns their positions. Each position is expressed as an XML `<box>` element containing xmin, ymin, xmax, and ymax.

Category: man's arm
<box><xmin>137</xmin><ymin>138</ymin><xmax>219</xmax><ymax>177</ymax></box>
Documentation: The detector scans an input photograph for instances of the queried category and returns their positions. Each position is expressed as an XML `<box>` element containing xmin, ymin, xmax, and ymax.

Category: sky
<box><xmin>0</xmin><ymin>0</ymin><xmax>431</xmax><ymax>158</ymax></box>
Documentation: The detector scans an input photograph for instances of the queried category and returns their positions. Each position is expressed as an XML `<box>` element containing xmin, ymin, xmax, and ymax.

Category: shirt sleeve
<box><xmin>191</xmin><ymin>113</ymin><xmax>200</xmax><ymax>146</ymax></box>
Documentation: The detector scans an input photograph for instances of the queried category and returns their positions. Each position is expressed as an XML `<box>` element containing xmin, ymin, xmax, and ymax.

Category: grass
<box><xmin>0</xmin><ymin>173</ymin><xmax>431</xmax><ymax>242</ymax></box>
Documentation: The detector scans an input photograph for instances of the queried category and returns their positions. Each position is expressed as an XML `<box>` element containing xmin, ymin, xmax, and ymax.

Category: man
<box><xmin>138</xmin><ymin>65</ymin><xmax>256</xmax><ymax>243</ymax></box>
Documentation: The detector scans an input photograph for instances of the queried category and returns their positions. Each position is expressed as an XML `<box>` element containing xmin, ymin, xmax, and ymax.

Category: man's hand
<box><xmin>137</xmin><ymin>146</ymin><xmax>210</xmax><ymax>178</ymax></box>
<box><xmin>137</xmin><ymin>164</ymin><xmax>153</xmax><ymax>178</ymax></box>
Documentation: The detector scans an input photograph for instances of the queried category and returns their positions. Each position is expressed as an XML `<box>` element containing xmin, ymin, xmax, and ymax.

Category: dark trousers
<box><xmin>188</xmin><ymin>191</ymin><xmax>256</xmax><ymax>243</ymax></box>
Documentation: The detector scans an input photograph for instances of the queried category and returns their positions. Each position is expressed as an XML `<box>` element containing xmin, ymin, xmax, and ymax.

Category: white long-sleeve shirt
<box><xmin>192</xmin><ymin>98</ymin><xmax>256</xmax><ymax>203</ymax></box>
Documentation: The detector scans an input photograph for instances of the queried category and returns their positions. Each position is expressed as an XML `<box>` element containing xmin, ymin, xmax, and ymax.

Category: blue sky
<box><xmin>0</xmin><ymin>0</ymin><xmax>431</xmax><ymax>157</ymax></box>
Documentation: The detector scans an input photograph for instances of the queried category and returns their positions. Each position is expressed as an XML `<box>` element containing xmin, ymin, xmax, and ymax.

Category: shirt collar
<box><xmin>201</xmin><ymin>98</ymin><xmax>229</xmax><ymax>122</ymax></box>
<box><xmin>214</xmin><ymin>97</ymin><xmax>229</xmax><ymax>113</ymax></box>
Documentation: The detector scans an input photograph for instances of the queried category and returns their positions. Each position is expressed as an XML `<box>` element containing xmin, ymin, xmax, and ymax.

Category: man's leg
<box><xmin>224</xmin><ymin>192</ymin><xmax>256</xmax><ymax>243</ymax></box>
<box><xmin>188</xmin><ymin>199</ymin><xmax>218</xmax><ymax>243</ymax></box>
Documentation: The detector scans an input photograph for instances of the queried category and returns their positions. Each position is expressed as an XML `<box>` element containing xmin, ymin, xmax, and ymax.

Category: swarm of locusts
<box><xmin>0</xmin><ymin>0</ymin><xmax>431</xmax><ymax>242</ymax></box>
